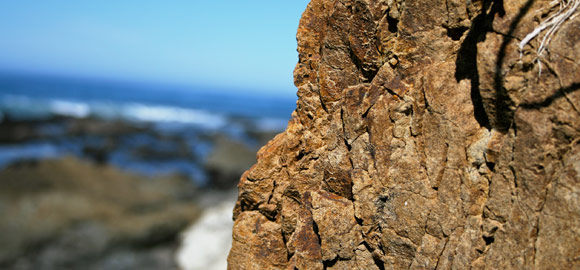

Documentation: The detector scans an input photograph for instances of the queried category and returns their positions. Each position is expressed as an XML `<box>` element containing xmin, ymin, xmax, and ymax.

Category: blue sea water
<box><xmin>0</xmin><ymin>72</ymin><xmax>297</xmax><ymax>186</ymax></box>
<box><xmin>0</xmin><ymin>72</ymin><xmax>296</xmax><ymax>129</ymax></box>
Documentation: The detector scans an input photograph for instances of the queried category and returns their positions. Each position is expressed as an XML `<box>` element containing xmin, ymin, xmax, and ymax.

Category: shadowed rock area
<box><xmin>228</xmin><ymin>0</ymin><xmax>580</xmax><ymax>269</ymax></box>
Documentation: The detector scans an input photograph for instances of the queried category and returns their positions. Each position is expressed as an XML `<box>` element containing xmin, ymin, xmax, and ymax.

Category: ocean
<box><xmin>0</xmin><ymin>73</ymin><xmax>295</xmax><ymax>127</ymax></box>
<box><xmin>0</xmin><ymin>72</ymin><xmax>296</xmax><ymax>186</ymax></box>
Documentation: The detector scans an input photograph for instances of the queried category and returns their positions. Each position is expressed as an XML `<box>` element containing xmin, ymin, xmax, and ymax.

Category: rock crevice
<box><xmin>228</xmin><ymin>0</ymin><xmax>580</xmax><ymax>269</ymax></box>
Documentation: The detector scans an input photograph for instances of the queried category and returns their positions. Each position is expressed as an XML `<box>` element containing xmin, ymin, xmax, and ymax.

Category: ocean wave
<box><xmin>120</xmin><ymin>103</ymin><xmax>226</xmax><ymax>129</ymax></box>
<box><xmin>0</xmin><ymin>95</ymin><xmax>228</xmax><ymax>129</ymax></box>
<box><xmin>50</xmin><ymin>100</ymin><xmax>91</xmax><ymax>118</ymax></box>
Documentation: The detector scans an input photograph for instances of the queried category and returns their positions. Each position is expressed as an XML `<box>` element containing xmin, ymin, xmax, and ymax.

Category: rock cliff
<box><xmin>228</xmin><ymin>0</ymin><xmax>580</xmax><ymax>269</ymax></box>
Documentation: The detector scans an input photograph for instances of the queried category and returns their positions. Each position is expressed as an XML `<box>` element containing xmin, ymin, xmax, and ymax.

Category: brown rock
<box><xmin>228</xmin><ymin>0</ymin><xmax>580</xmax><ymax>269</ymax></box>
<box><xmin>228</xmin><ymin>211</ymin><xmax>288</xmax><ymax>270</ymax></box>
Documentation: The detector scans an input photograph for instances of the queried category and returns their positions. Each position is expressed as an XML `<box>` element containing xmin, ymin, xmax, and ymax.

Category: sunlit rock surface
<box><xmin>228</xmin><ymin>0</ymin><xmax>580</xmax><ymax>269</ymax></box>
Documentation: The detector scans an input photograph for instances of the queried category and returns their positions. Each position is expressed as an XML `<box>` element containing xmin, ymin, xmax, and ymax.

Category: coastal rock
<box><xmin>0</xmin><ymin>157</ymin><xmax>199</xmax><ymax>270</ymax></box>
<box><xmin>228</xmin><ymin>0</ymin><xmax>580</xmax><ymax>269</ymax></box>
<box><xmin>204</xmin><ymin>135</ymin><xmax>258</xmax><ymax>189</ymax></box>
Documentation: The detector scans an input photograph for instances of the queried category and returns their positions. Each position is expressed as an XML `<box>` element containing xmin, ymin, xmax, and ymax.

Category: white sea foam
<box><xmin>0</xmin><ymin>94</ymin><xmax>291</xmax><ymax>134</ymax></box>
<box><xmin>176</xmin><ymin>192</ymin><xmax>235</xmax><ymax>270</ymax></box>
<box><xmin>50</xmin><ymin>100</ymin><xmax>91</xmax><ymax>118</ymax></box>
<box><xmin>121</xmin><ymin>103</ymin><xmax>227</xmax><ymax>129</ymax></box>
<box><xmin>0</xmin><ymin>94</ymin><xmax>229</xmax><ymax>129</ymax></box>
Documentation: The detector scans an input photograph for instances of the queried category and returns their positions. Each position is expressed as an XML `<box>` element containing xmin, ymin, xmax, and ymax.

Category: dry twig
<box><xmin>518</xmin><ymin>0</ymin><xmax>580</xmax><ymax>74</ymax></box>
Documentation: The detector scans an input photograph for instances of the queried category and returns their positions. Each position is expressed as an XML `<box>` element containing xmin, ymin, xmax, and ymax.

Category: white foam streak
<box><xmin>0</xmin><ymin>95</ymin><xmax>228</xmax><ymax>129</ymax></box>
<box><xmin>122</xmin><ymin>103</ymin><xmax>226</xmax><ymax>129</ymax></box>
<box><xmin>50</xmin><ymin>100</ymin><xmax>91</xmax><ymax>118</ymax></box>
<box><xmin>176</xmin><ymin>196</ymin><xmax>235</xmax><ymax>270</ymax></box>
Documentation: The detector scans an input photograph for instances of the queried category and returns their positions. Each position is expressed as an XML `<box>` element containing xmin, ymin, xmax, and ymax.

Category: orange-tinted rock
<box><xmin>228</xmin><ymin>0</ymin><xmax>580</xmax><ymax>269</ymax></box>
<box><xmin>228</xmin><ymin>211</ymin><xmax>288</xmax><ymax>270</ymax></box>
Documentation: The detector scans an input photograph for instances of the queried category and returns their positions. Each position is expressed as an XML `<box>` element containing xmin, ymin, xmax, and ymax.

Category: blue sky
<box><xmin>0</xmin><ymin>1</ymin><xmax>310</xmax><ymax>96</ymax></box>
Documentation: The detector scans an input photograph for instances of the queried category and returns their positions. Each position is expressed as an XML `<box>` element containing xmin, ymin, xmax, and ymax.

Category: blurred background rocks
<box><xmin>0</xmin><ymin>89</ymin><xmax>290</xmax><ymax>269</ymax></box>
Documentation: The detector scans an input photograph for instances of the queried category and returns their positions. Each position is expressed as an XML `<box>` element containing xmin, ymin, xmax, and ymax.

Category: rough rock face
<box><xmin>228</xmin><ymin>0</ymin><xmax>580</xmax><ymax>269</ymax></box>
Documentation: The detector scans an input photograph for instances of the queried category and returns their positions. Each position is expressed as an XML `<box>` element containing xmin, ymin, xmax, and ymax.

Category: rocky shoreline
<box><xmin>0</xmin><ymin>115</ymin><xmax>280</xmax><ymax>269</ymax></box>
<box><xmin>0</xmin><ymin>157</ymin><xmax>197</xmax><ymax>270</ymax></box>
